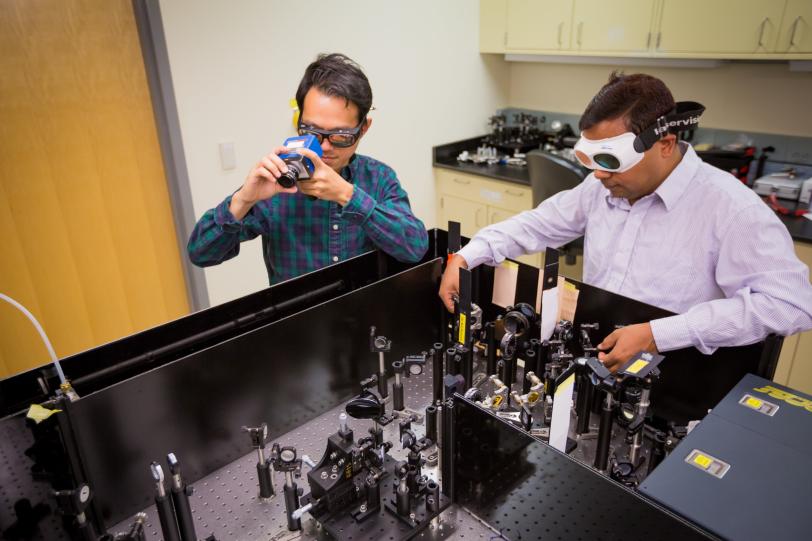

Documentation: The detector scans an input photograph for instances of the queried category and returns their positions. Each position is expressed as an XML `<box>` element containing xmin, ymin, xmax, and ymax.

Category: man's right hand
<box><xmin>439</xmin><ymin>254</ymin><xmax>469</xmax><ymax>312</ymax></box>
<box><xmin>229</xmin><ymin>147</ymin><xmax>298</xmax><ymax>220</ymax></box>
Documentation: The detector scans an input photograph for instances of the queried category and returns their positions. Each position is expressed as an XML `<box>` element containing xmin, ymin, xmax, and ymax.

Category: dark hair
<box><xmin>579</xmin><ymin>72</ymin><xmax>675</xmax><ymax>134</ymax></box>
<box><xmin>296</xmin><ymin>53</ymin><xmax>372</xmax><ymax>123</ymax></box>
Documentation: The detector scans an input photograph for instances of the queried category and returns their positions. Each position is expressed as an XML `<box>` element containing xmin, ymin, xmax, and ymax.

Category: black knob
<box><xmin>346</xmin><ymin>392</ymin><xmax>383</xmax><ymax>420</ymax></box>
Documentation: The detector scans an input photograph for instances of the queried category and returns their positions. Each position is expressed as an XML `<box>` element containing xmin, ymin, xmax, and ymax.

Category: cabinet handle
<box><xmin>452</xmin><ymin>178</ymin><xmax>471</xmax><ymax>185</ymax></box>
<box><xmin>577</xmin><ymin>22</ymin><xmax>583</xmax><ymax>47</ymax></box>
<box><xmin>790</xmin><ymin>16</ymin><xmax>802</xmax><ymax>47</ymax></box>
<box><xmin>656</xmin><ymin>31</ymin><xmax>661</xmax><ymax>49</ymax></box>
<box><xmin>557</xmin><ymin>22</ymin><xmax>563</xmax><ymax>46</ymax></box>
<box><xmin>758</xmin><ymin>17</ymin><xmax>770</xmax><ymax>47</ymax></box>
<box><xmin>475</xmin><ymin>208</ymin><xmax>483</xmax><ymax>227</ymax></box>
<box><xmin>646</xmin><ymin>32</ymin><xmax>651</xmax><ymax>49</ymax></box>
<box><xmin>504</xmin><ymin>189</ymin><xmax>524</xmax><ymax>197</ymax></box>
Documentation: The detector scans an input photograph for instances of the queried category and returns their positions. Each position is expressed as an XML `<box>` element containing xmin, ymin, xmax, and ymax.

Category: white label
<box><xmin>479</xmin><ymin>189</ymin><xmax>503</xmax><ymax>203</ymax></box>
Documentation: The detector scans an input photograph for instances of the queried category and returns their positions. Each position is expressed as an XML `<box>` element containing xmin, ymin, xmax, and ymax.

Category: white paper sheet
<box><xmin>549</xmin><ymin>373</ymin><xmax>575</xmax><ymax>453</ymax></box>
<box><xmin>492</xmin><ymin>261</ymin><xmax>519</xmax><ymax>308</ymax></box>
<box><xmin>540</xmin><ymin>286</ymin><xmax>558</xmax><ymax>341</ymax></box>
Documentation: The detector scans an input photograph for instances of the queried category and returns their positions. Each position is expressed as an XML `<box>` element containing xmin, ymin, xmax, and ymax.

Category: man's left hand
<box><xmin>597</xmin><ymin>322</ymin><xmax>658</xmax><ymax>372</ymax></box>
<box><xmin>294</xmin><ymin>148</ymin><xmax>354</xmax><ymax>205</ymax></box>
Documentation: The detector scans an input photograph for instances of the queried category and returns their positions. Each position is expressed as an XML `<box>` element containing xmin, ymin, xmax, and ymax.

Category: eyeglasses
<box><xmin>573</xmin><ymin>132</ymin><xmax>645</xmax><ymax>173</ymax></box>
<box><xmin>297</xmin><ymin>118</ymin><xmax>365</xmax><ymax>148</ymax></box>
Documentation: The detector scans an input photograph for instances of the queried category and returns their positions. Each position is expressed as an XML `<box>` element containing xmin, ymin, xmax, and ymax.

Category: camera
<box><xmin>276</xmin><ymin>134</ymin><xmax>323</xmax><ymax>188</ymax></box>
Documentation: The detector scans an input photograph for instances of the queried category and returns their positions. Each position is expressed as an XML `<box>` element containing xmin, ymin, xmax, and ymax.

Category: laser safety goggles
<box><xmin>297</xmin><ymin>118</ymin><xmax>366</xmax><ymax>148</ymax></box>
<box><xmin>573</xmin><ymin>101</ymin><xmax>705</xmax><ymax>173</ymax></box>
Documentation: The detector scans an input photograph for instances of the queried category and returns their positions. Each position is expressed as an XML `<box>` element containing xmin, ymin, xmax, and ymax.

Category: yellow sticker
<box><xmin>745</xmin><ymin>397</ymin><xmax>763</xmax><ymax>409</ymax></box>
<box><xmin>527</xmin><ymin>391</ymin><xmax>540</xmax><ymax>404</ymax></box>
<box><xmin>26</xmin><ymin>404</ymin><xmax>62</xmax><ymax>424</ymax></box>
<box><xmin>564</xmin><ymin>281</ymin><xmax>577</xmax><ymax>291</ymax></box>
<box><xmin>501</xmin><ymin>261</ymin><xmax>520</xmax><ymax>270</ymax></box>
<box><xmin>693</xmin><ymin>454</ymin><xmax>712</xmax><ymax>469</ymax></box>
<box><xmin>458</xmin><ymin>314</ymin><xmax>467</xmax><ymax>344</ymax></box>
<box><xmin>626</xmin><ymin>359</ymin><xmax>649</xmax><ymax>375</ymax></box>
<box><xmin>289</xmin><ymin>98</ymin><xmax>300</xmax><ymax>127</ymax></box>
<box><xmin>493</xmin><ymin>395</ymin><xmax>503</xmax><ymax>407</ymax></box>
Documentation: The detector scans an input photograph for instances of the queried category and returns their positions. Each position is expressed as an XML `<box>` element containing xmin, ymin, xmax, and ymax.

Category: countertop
<box><xmin>433</xmin><ymin>137</ymin><xmax>812</xmax><ymax>245</ymax></box>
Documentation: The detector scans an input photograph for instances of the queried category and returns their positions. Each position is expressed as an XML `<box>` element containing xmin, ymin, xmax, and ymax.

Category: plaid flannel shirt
<box><xmin>187</xmin><ymin>154</ymin><xmax>428</xmax><ymax>284</ymax></box>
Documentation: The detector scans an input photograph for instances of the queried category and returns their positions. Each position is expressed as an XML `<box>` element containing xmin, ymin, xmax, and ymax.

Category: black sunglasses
<box><xmin>297</xmin><ymin>118</ymin><xmax>365</xmax><ymax>148</ymax></box>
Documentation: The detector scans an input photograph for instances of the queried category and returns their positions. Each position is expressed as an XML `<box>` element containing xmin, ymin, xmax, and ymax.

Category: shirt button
<box><xmin>333</xmin><ymin>224</ymin><xmax>339</xmax><ymax>230</ymax></box>
<box><xmin>332</xmin><ymin>256</ymin><xmax>339</xmax><ymax>262</ymax></box>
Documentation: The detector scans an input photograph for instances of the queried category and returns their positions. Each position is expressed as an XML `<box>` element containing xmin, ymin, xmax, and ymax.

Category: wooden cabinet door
<box><xmin>572</xmin><ymin>0</ymin><xmax>657</xmax><ymax>53</ymax></box>
<box><xmin>774</xmin><ymin>242</ymin><xmax>812</xmax><ymax>394</ymax></box>
<box><xmin>506</xmin><ymin>0</ymin><xmax>575</xmax><ymax>51</ymax></box>
<box><xmin>657</xmin><ymin>0</ymin><xmax>785</xmax><ymax>54</ymax></box>
<box><xmin>487</xmin><ymin>206</ymin><xmax>540</xmax><ymax>267</ymax></box>
<box><xmin>776</xmin><ymin>0</ymin><xmax>812</xmax><ymax>53</ymax></box>
<box><xmin>439</xmin><ymin>195</ymin><xmax>488</xmax><ymax>239</ymax></box>
<box><xmin>480</xmin><ymin>0</ymin><xmax>508</xmax><ymax>53</ymax></box>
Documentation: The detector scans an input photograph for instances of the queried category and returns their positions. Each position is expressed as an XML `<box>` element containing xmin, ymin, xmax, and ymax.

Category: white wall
<box><xmin>509</xmin><ymin>61</ymin><xmax>812</xmax><ymax>137</ymax></box>
<box><xmin>158</xmin><ymin>0</ymin><xmax>509</xmax><ymax>307</ymax></box>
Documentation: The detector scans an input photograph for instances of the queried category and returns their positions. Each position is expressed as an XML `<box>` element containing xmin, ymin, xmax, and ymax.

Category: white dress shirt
<box><xmin>458</xmin><ymin>143</ymin><xmax>812</xmax><ymax>354</ymax></box>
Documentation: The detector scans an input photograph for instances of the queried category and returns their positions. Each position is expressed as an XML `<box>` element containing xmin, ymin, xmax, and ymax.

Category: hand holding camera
<box><xmin>230</xmin><ymin>134</ymin><xmax>353</xmax><ymax>219</ymax></box>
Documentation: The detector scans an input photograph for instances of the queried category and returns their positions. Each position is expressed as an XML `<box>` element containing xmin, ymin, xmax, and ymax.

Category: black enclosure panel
<box><xmin>0</xmin><ymin>250</ymin><xmax>402</xmax><ymax>418</ymax></box>
<box><xmin>431</xmin><ymin>229</ymin><xmax>779</xmax><ymax>424</ymax></box>
<box><xmin>67</xmin><ymin>259</ymin><xmax>442</xmax><ymax>527</ymax></box>
<box><xmin>452</xmin><ymin>395</ymin><xmax>716</xmax><ymax>541</ymax></box>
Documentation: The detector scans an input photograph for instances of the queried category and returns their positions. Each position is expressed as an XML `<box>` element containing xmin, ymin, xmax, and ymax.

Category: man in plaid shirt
<box><xmin>188</xmin><ymin>53</ymin><xmax>428</xmax><ymax>284</ymax></box>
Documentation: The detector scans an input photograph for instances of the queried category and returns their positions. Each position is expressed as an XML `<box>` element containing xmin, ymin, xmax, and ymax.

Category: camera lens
<box><xmin>277</xmin><ymin>167</ymin><xmax>299</xmax><ymax>188</ymax></box>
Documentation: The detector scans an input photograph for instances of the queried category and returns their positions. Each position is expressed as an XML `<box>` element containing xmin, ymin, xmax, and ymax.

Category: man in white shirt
<box><xmin>439</xmin><ymin>73</ymin><xmax>812</xmax><ymax>371</ymax></box>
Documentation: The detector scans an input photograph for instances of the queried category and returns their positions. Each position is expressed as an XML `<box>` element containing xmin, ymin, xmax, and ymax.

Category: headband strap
<box><xmin>633</xmin><ymin>101</ymin><xmax>705</xmax><ymax>153</ymax></box>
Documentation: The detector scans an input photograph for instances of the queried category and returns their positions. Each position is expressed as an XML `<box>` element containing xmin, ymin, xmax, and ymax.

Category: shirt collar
<box><xmin>603</xmin><ymin>142</ymin><xmax>699</xmax><ymax>212</ymax></box>
<box><xmin>653</xmin><ymin>142</ymin><xmax>699</xmax><ymax>212</ymax></box>
<box><xmin>340</xmin><ymin>154</ymin><xmax>358</xmax><ymax>182</ymax></box>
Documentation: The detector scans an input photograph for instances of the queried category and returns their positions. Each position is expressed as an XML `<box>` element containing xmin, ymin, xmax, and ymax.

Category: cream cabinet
<box><xmin>482</xmin><ymin>0</ymin><xmax>812</xmax><ymax>59</ymax></box>
<box><xmin>435</xmin><ymin>168</ymin><xmax>540</xmax><ymax>267</ymax></box>
<box><xmin>572</xmin><ymin>0</ymin><xmax>657</xmax><ymax>53</ymax></box>
<box><xmin>656</xmin><ymin>0</ymin><xmax>784</xmax><ymax>54</ymax></box>
<box><xmin>480</xmin><ymin>0</ymin><xmax>508</xmax><ymax>53</ymax></box>
<box><xmin>773</xmin><ymin>242</ymin><xmax>812</xmax><ymax>395</ymax></box>
<box><xmin>505</xmin><ymin>0</ymin><xmax>575</xmax><ymax>51</ymax></box>
<box><xmin>776</xmin><ymin>0</ymin><xmax>812</xmax><ymax>53</ymax></box>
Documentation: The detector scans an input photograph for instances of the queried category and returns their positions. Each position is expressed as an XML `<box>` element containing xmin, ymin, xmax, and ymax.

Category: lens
<box><xmin>297</xmin><ymin>128</ymin><xmax>323</xmax><ymax>143</ymax></box>
<box><xmin>593</xmin><ymin>153</ymin><xmax>621</xmax><ymax>170</ymax></box>
<box><xmin>328</xmin><ymin>133</ymin><xmax>357</xmax><ymax>148</ymax></box>
<box><xmin>574</xmin><ymin>150</ymin><xmax>593</xmax><ymax>167</ymax></box>
<box><xmin>276</xmin><ymin>167</ymin><xmax>299</xmax><ymax>188</ymax></box>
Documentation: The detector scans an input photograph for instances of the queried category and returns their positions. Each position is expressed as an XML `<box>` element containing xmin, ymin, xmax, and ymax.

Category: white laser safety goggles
<box><xmin>573</xmin><ymin>101</ymin><xmax>706</xmax><ymax>173</ymax></box>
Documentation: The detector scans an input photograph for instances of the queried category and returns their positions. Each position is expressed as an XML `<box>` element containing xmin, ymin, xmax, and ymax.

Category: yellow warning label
<box><xmin>458</xmin><ymin>314</ymin><xmax>467</xmax><ymax>344</ymax></box>
<box><xmin>493</xmin><ymin>395</ymin><xmax>503</xmax><ymax>407</ymax></box>
<box><xmin>626</xmin><ymin>359</ymin><xmax>649</xmax><ymax>375</ymax></box>
<box><xmin>693</xmin><ymin>454</ymin><xmax>712</xmax><ymax>469</ymax></box>
<box><xmin>745</xmin><ymin>397</ymin><xmax>763</xmax><ymax>409</ymax></box>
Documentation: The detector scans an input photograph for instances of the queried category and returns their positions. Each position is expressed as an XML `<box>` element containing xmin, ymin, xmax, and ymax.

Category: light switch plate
<box><xmin>219</xmin><ymin>141</ymin><xmax>236</xmax><ymax>170</ymax></box>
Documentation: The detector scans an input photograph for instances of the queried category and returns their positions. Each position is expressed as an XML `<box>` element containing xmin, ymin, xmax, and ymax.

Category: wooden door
<box><xmin>0</xmin><ymin>0</ymin><xmax>190</xmax><ymax>377</ymax></box>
